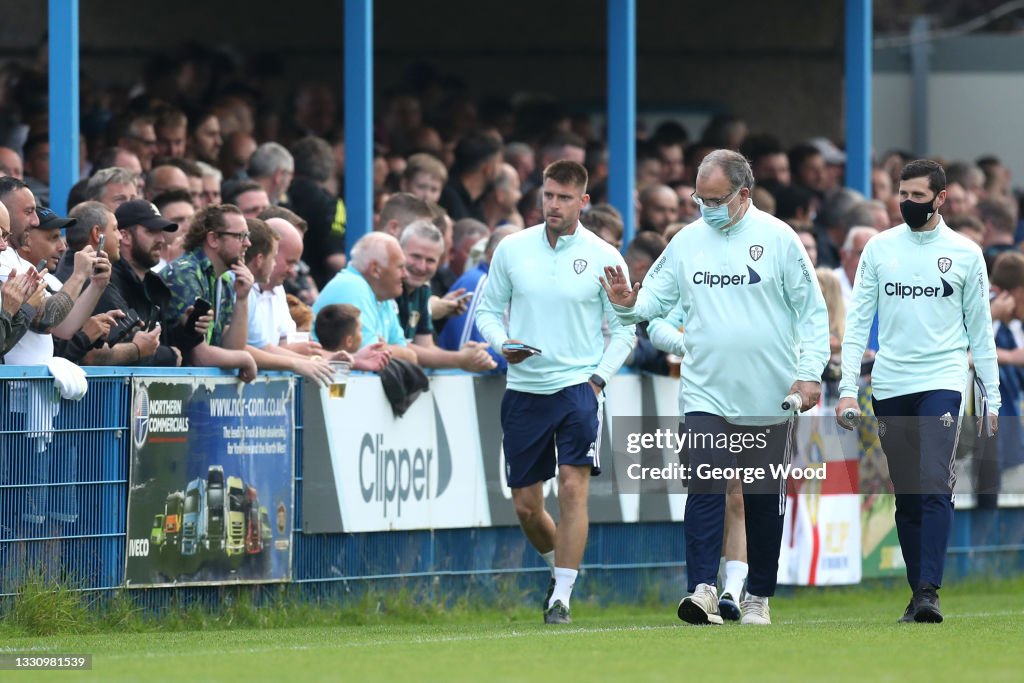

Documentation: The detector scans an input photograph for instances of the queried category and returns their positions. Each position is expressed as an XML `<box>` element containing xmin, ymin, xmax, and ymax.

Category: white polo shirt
<box><xmin>246</xmin><ymin>284</ymin><xmax>296</xmax><ymax>348</ymax></box>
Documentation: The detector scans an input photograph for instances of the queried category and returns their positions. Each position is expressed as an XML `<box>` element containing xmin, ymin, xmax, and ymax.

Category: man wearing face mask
<box><xmin>602</xmin><ymin>149</ymin><xmax>830</xmax><ymax>626</ymax></box>
<box><xmin>835</xmin><ymin>159</ymin><xmax>999</xmax><ymax>624</ymax></box>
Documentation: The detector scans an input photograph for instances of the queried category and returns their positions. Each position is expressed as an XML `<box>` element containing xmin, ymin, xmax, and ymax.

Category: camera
<box><xmin>106</xmin><ymin>309</ymin><xmax>145</xmax><ymax>347</ymax></box>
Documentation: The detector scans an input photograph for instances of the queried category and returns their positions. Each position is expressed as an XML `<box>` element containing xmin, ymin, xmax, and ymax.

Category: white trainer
<box><xmin>740</xmin><ymin>595</ymin><xmax>771</xmax><ymax>625</ymax></box>
<box><xmin>677</xmin><ymin>583</ymin><xmax>724</xmax><ymax>625</ymax></box>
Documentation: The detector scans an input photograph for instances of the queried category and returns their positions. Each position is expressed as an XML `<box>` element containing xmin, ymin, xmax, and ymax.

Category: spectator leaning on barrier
<box><xmin>0</xmin><ymin>177</ymin><xmax>42</xmax><ymax>261</ymax></box>
<box><xmin>240</xmin><ymin>217</ymin><xmax>335</xmax><ymax>386</ymax></box>
<box><xmin>249</xmin><ymin>215</ymin><xmax>389</xmax><ymax>372</ymax></box>
<box><xmin>160</xmin><ymin>203</ymin><xmax>257</xmax><ymax>381</ymax></box>
<box><xmin>0</xmin><ymin>200</ymin><xmax>44</xmax><ymax>359</ymax></box>
<box><xmin>2</xmin><ymin>203</ymin><xmax>112</xmax><ymax>366</ymax></box>
<box><xmin>314</xmin><ymin>303</ymin><xmax>362</xmax><ymax>355</ymax></box>
<box><xmin>75</xmin><ymin>199</ymin><xmax>207</xmax><ymax>367</ymax></box>
<box><xmin>311</xmin><ymin>232</ymin><xmax>417</xmax><ymax>364</ymax></box>
<box><xmin>50</xmin><ymin>201</ymin><xmax>139</xmax><ymax>366</ymax></box>
<box><xmin>396</xmin><ymin>219</ymin><xmax>495</xmax><ymax>372</ymax></box>
<box><xmin>437</xmin><ymin>224</ymin><xmax>520</xmax><ymax>371</ymax></box>
<box><xmin>988</xmin><ymin>251</ymin><xmax>1024</xmax><ymax>481</ymax></box>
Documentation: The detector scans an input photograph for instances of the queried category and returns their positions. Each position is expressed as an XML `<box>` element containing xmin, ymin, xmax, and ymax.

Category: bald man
<box><xmin>0</xmin><ymin>147</ymin><xmax>24</xmax><ymax>179</ymax></box>
<box><xmin>145</xmin><ymin>164</ymin><xmax>191</xmax><ymax>201</ymax></box>
<box><xmin>254</xmin><ymin>217</ymin><xmax>392</xmax><ymax>371</ymax></box>
<box><xmin>638</xmin><ymin>184</ymin><xmax>680</xmax><ymax>235</ymax></box>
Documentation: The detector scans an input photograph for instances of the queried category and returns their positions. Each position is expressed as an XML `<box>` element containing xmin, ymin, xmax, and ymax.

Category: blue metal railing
<box><xmin>2</xmin><ymin>367</ymin><xmax>1023</xmax><ymax>603</ymax></box>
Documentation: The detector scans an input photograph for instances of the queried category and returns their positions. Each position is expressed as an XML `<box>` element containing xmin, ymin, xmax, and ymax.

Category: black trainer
<box><xmin>543</xmin><ymin>576</ymin><xmax>555</xmax><ymax>610</ymax></box>
<box><xmin>912</xmin><ymin>585</ymin><xmax>943</xmax><ymax>623</ymax></box>
<box><xmin>898</xmin><ymin>599</ymin><xmax>915</xmax><ymax>623</ymax></box>
<box><xmin>544</xmin><ymin>599</ymin><xmax>571</xmax><ymax>624</ymax></box>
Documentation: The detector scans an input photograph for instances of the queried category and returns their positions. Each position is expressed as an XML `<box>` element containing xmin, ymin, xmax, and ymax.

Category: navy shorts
<box><xmin>501</xmin><ymin>383</ymin><xmax>602</xmax><ymax>488</ymax></box>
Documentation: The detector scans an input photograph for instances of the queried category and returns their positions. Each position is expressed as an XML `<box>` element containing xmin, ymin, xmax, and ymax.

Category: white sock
<box><xmin>549</xmin><ymin>567</ymin><xmax>578</xmax><ymax>609</ymax></box>
<box><xmin>541</xmin><ymin>550</ymin><xmax>556</xmax><ymax>574</ymax></box>
<box><xmin>723</xmin><ymin>560</ymin><xmax>748</xmax><ymax>599</ymax></box>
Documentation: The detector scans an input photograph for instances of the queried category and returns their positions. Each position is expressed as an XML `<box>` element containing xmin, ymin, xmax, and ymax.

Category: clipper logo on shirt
<box><xmin>693</xmin><ymin>266</ymin><xmax>762</xmax><ymax>287</ymax></box>
<box><xmin>884</xmin><ymin>278</ymin><xmax>954</xmax><ymax>299</ymax></box>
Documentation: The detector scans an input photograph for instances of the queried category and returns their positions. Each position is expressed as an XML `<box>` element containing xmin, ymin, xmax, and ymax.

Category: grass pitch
<box><xmin>3</xmin><ymin>578</ymin><xmax>1022</xmax><ymax>683</ymax></box>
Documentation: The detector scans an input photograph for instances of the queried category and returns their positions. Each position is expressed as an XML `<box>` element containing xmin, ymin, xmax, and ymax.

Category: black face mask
<box><xmin>900</xmin><ymin>198</ymin><xmax>935</xmax><ymax>230</ymax></box>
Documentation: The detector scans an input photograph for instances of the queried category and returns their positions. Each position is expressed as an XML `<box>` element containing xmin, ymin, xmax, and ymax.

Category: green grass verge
<box><xmin>1</xmin><ymin>577</ymin><xmax>1022</xmax><ymax>683</ymax></box>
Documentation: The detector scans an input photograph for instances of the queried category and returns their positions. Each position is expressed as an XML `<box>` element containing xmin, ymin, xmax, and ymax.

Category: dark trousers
<box><xmin>872</xmin><ymin>390</ymin><xmax>961</xmax><ymax>590</ymax></box>
<box><xmin>682</xmin><ymin>414</ymin><xmax>793</xmax><ymax>597</ymax></box>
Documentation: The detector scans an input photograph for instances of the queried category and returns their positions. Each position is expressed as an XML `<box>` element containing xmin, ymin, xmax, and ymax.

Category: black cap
<box><xmin>35</xmin><ymin>206</ymin><xmax>77</xmax><ymax>231</ymax></box>
<box><xmin>115</xmin><ymin>200</ymin><xmax>178</xmax><ymax>232</ymax></box>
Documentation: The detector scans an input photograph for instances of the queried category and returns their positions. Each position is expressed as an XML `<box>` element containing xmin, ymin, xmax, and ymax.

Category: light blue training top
<box><xmin>839</xmin><ymin>218</ymin><xmax>1000</xmax><ymax>412</ymax></box>
<box><xmin>612</xmin><ymin>204</ymin><xmax>830</xmax><ymax>424</ymax></box>
<box><xmin>475</xmin><ymin>223</ymin><xmax>636</xmax><ymax>394</ymax></box>
<box><xmin>311</xmin><ymin>265</ymin><xmax>406</xmax><ymax>348</ymax></box>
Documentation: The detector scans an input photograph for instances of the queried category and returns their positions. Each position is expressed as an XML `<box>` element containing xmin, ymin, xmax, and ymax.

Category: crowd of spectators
<box><xmin>1</xmin><ymin>47</ymin><xmax>1022</xmax><ymax>417</ymax></box>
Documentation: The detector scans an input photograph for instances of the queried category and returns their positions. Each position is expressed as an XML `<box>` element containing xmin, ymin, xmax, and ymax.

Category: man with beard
<box><xmin>160</xmin><ymin>204</ymin><xmax>257</xmax><ymax>380</ymax></box>
<box><xmin>836</xmin><ymin>160</ymin><xmax>1000</xmax><ymax>623</ymax></box>
<box><xmin>395</xmin><ymin>219</ymin><xmax>495</xmax><ymax>372</ymax></box>
<box><xmin>475</xmin><ymin>160</ymin><xmax>635</xmax><ymax>624</ymax></box>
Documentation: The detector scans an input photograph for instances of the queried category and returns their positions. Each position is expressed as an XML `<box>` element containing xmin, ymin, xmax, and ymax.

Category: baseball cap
<box><xmin>808</xmin><ymin>137</ymin><xmax>846</xmax><ymax>165</ymax></box>
<box><xmin>115</xmin><ymin>199</ymin><xmax>178</xmax><ymax>232</ymax></box>
<box><xmin>35</xmin><ymin>206</ymin><xmax>78</xmax><ymax>231</ymax></box>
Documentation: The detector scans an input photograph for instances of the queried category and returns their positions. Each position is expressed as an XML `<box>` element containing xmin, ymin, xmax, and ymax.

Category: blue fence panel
<box><xmin>1</xmin><ymin>372</ymin><xmax>130</xmax><ymax>595</ymax></box>
<box><xmin>3</xmin><ymin>367</ymin><xmax>1023</xmax><ymax>606</ymax></box>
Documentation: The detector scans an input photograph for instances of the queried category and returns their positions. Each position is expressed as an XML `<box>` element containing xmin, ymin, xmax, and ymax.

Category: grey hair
<box><xmin>85</xmin><ymin>167</ymin><xmax>136</xmax><ymax>200</ymax></box>
<box><xmin>697</xmin><ymin>149</ymin><xmax>754</xmax><ymax>192</ymax></box>
<box><xmin>290</xmin><ymin>136</ymin><xmax>335</xmax><ymax>182</ymax></box>
<box><xmin>195</xmin><ymin>161</ymin><xmax>223</xmax><ymax>182</ymax></box>
<box><xmin>248</xmin><ymin>142</ymin><xmax>294</xmax><ymax>178</ymax></box>
<box><xmin>67</xmin><ymin>201</ymin><xmax>113</xmax><ymax>251</ymax></box>
<box><xmin>842</xmin><ymin>226</ymin><xmax>878</xmax><ymax>253</ymax></box>
<box><xmin>821</xmin><ymin>188</ymin><xmax>866</xmax><ymax>229</ymax></box>
<box><xmin>492</xmin><ymin>163</ymin><xmax>517</xmax><ymax>191</ymax></box>
<box><xmin>399</xmin><ymin>219</ymin><xmax>444</xmax><ymax>247</ymax></box>
<box><xmin>350</xmin><ymin>232</ymin><xmax>398</xmax><ymax>272</ymax></box>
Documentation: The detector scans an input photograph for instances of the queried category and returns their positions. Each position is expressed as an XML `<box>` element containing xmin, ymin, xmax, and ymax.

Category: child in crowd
<box><xmin>314</xmin><ymin>303</ymin><xmax>363</xmax><ymax>354</ymax></box>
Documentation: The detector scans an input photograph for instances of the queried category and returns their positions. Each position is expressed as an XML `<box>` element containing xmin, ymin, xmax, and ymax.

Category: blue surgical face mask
<box><xmin>699</xmin><ymin>190</ymin><xmax>739</xmax><ymax>230</ymax></box>
<box><xmin>700</xmin><ymin>203</ymin><xmax>732</xmax><ymax>230</ymax></box>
